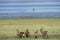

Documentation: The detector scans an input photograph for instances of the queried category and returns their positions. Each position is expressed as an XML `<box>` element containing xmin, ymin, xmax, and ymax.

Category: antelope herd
<box><xmin>16</xmin><ymin>28</ymin><xmax>49</xmax><ymax>39</ymax></box>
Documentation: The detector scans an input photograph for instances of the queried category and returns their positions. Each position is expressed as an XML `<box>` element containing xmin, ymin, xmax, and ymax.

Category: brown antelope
<box><xmin>40</xmin><ymin>28</ymin><xmax>48</xmax><ymax>39</ymax></box>
<box><xmin>34</xmin><ymin>30</ymin><xmax>38</xmax><ymax>39</ymax></box>
<box><xmin>16</xmin><ymin>29</ymin><xmax>25</xmax><ymax>38</ymax></box>
<box><xmin>25</xmin><ymin>29</ymin><xmax>30</xmax><ymax>38</ymax></box>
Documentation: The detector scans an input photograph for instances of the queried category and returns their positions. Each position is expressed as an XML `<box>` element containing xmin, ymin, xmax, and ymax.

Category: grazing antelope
<box><xmin>40</xmin><ymin>28</ymin><xmax>48</xmax><ymax>39</ymax></box>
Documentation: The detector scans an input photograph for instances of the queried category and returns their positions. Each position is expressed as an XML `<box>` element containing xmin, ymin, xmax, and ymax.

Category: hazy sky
<box><xmin>0</xmin><ymin>0</ymin><xmax>60</xmax><ymax>17</ymax></box>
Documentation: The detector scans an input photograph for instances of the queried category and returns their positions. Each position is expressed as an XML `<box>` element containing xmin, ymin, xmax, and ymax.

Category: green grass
<box><xmin>0</xmin><ymin>19</ymin><xmax>60</xmax><ymax>40</ymax></box>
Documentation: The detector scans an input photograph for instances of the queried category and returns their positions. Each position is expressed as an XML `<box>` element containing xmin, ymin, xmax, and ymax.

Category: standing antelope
<box><xmin>40</xmin><ymin>28</ymin><xmax>48</xmax><ymax>39</ymax></box>
<box><xmin>25</xmin><ymin>29</ymin><xmax>30</xmax><ymax>38</ymax></box>
<box><xmin>16</xmin><ymin>29</ymin><xmax>25</xmax><ymax>38</ymax></box>
<box><xmin>34</xmin><ymin>30</ymin><xmax>38</xmax><ymax>39</ymax></box>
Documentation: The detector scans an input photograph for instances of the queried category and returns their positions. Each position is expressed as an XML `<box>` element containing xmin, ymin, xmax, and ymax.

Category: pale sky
<box><xmin>0</xmin><ymin>0</ymin><xmax>60</xmax><ymax>18</ymax></box>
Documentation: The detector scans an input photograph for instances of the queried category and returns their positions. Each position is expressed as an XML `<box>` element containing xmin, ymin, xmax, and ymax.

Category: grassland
<box><xmin>0</xmin><ymin>19</ymin><xmax>60</xmax><ymax>40</ymax></box>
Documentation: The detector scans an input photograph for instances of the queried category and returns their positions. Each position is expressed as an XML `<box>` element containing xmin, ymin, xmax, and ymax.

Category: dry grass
<box><xmin>0</xmin><ymin>19</ymin><xmax>60</xmax><ymax>40</ymax></box>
